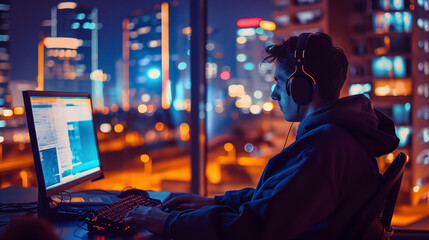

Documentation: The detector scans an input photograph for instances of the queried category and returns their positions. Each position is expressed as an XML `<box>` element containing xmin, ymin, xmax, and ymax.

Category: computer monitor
<box><xmin>23</xmin><ymin>91</ymin><xmax>104</xmax><ymax>212</ymax></box>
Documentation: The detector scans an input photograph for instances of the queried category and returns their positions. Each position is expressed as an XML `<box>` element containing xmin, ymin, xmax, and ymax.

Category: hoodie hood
<box><xmin>296</xmin><ymin>94</ymin><xmax>399</xmax><ymax>157</ymax></box>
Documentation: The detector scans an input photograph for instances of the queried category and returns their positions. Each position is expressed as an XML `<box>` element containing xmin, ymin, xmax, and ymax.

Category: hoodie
<box><xmin>163</xmin><ymin>94</ymin><xmax>399</xmax><ymax>240</ymax></box>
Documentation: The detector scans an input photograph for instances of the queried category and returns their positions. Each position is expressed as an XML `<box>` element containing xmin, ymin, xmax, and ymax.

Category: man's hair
<box><xmin>263</xmin><ymin>32</ymin><xmax>348</xmax><ymax>103</ymax></box>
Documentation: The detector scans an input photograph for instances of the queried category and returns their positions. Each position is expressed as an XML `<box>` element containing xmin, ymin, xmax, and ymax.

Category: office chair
<box><xmin>347</xmin><ymin>152</ymin><xmax>407</xmax><ymax>240</ymax></box>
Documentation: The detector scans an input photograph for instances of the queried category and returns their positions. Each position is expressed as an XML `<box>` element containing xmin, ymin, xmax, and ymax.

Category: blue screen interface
<box><xmin>30</xmin><ymin>96</ymin><xmax>101</xmax><ymax>190</ymax></box>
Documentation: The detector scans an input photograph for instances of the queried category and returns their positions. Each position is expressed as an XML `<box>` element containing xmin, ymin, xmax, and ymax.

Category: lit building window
<box><xmin>148</xmin><ymin>40</ymin><xmax>161</xmax><ymax>48</ymax></box>
<box><xmin>275</xmin><ymin>15</ymin><xmax>290</xmax><ymax>27</ymax></box>
<box><xmin>395</xmin><ymin>126</ymin><xmax>412</xmax><ymax>147</ymax></box>
<box><xmin>294</xmin><ymin>10</ymin><xmax>323</xmax><ymax>24</ymax></box>
<box><xmin>349</xmin><ymin>83</ymin><xmax>371</xmax><ymax>96</ymax></box>
<box><xmin>372</xmin><ymin>56</ymin><xmax>407</xmax><ymax>78</ymax></box>
<box><xmin>378</xmin><ymin>103</ymin><xmax>411</xmax><ymax>124</ymax></box>
<box><xmin>373</xmin><ymin>78</ymin><xmax>412</xmax><ymax>96</ymax></box>
<box><xmin>417</xmin><ymin>106</ymin><xmax>429</xmax><ymax>120</ymax></box>
<box><xmin>417</xmin><ymin>84</ymin><xmax>429</xmax><ymax>97</ymax></box>
<box><xmin>416</xmin><ymin>149</ymin><xmax>429</xmax><ymax>165</ymax></box>
<box><xmin>138</xmin><ymin>26</ymin><xmax>151</xmax><ymax>35</ymax></box>
<box><xmin>373</xmin><ymin>12</ymin><xmax>412</xmax><ymax>33</ymax></box>
<box><xmin>418</xmin><ymin>128</ymin><xmax>429</xmax><ymax>144</ymax></box>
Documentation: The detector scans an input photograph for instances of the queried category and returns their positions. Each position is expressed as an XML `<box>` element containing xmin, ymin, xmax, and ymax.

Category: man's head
<box><xmin>264</xmin><ymin>32</ymin><xmax>348</xmax><ymax>122</ymax></box>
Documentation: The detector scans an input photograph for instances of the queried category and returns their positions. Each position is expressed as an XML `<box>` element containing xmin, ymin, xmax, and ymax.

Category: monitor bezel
<box><xmin>23</xmin><ymin>90</ymin><xmax>104</xmax><ymax>199</ymax></box>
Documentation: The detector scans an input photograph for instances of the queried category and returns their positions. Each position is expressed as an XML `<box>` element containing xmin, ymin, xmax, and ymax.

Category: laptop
<box><xmin>23</xmin><ymin>91</ymin><xmax>117</xmax><ymax>214</ymax></box>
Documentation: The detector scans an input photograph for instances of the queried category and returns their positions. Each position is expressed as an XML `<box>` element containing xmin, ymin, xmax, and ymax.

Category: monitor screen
<box><xmin>24</xmin><ymin>91</ymin><xmax>103</xmax><ymax>197</ymax></box>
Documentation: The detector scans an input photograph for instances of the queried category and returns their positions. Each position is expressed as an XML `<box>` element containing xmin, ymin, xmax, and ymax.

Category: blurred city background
<box><xmin>0</xmin><ymin>0</ymin><xmax>428</xmax><ymax>231</ymax></box>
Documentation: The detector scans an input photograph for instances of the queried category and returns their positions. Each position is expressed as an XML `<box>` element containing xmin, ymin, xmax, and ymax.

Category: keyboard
<box><xmin>86</xmin><ymin>193</ymin><xmax>162</xmax><ymax>233</ymax></box>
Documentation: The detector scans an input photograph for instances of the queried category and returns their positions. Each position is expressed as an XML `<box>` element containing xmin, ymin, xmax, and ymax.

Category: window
<box><xmin>377</xmin><ymin>103</ymin><xmax>411</xmax><ymax>124</ymax></box>
<box><xmin>396</xmin><ymin>126</ymin><xmax>412</xmax><ymax>147</ymax></box>
<box><xmin>417</xmin><ymin>84</ymin><xmax>429</xmax><ymax>97</ymax></box>
<box><xmin>417</xmin><ymin>106</ymin><xmax>429</xmax><ymax>120</ymax></box>
<box><xmin>294</xmin><ymin>10</ymin><xmax>323</xmax><ymax>24</ymax></box>
<box><xmin>373</xmin><ymin>78</ymin><xmax>412</xmax><ymax>96</ymax></box>
<box><xmin>373</xmin><ymin>12</ymin><xmax>412</xmax><ymax>33</ymax></box>
<box><xmin>349</xmin><ymin>83</ymin><xmax>371</xmax><ymax>97</ymax></box>
<box><xmin>418</xmin><ymin>128</ymin><xmax>429</xmax><ymax>144</ymax></box>
<box><xmin>372</xmin><ymin>56</ymin><xmax>408</xmax><ymax>78</ymax></box>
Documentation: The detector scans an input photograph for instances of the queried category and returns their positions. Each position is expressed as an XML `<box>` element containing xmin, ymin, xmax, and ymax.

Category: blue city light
<box><xmin>71</xmin><ymin>22</ymin><xmax>80</xmax><ymax>29</ymax></box>
<box><xmin>395</xmin><ymin>126</ymin><xmax>412</xmax><ymax>147</ymax></box>
<box><xmin>142</xmin><ymin>15</ymin><xmax>150</xmax><ymax>22</ymax></box>
<box><xmin>392</xmin><ymin>103</ymin><xmax>411</xmax><ymax>124</ymax></box>
<box><xmin>0</xmin><ymin>120</ymin><xmax>5</xmax><ymax>128</ymax></box>
<box><xmin>185</xmin><ymin>81</ymin><xmax>191</xmax><ymax>89</ymax></box>
<box><xmin>372</xmin><ymin>56</ymin><xmax>406</xmax><ymax>78</ymax></box>
<box><xmin>377</xmin><ymin>0</ymin><xmax>404</xmax><ymax>10</ymax></box>
<box><xmin>255</xmin><ymin>27</ymin><xmax>264</xmax><ymax>35</ymax></box>
<box><xmin>178</xmin><ymin>62</ymin><xmax>187</xmax><ymax>70</ymax></box>
<box><xmin>237</xmin><ymin>28</ymin><xmax>256</xmax><ymax>37</ymax></box>
<box><xmin>265</xmin><ymin>42</ymin><xmax>275</xmax><ymax>48</ymax></box>
<box><xmin>244</xmin><ymin>143</ymin><xmax>254</xmax><ymax>153</ymax></box>
<box><xmin>373</xmin><ymin>11</ymin><xmax>411</xmax><ymax>33</ymax></box>
<box><xmin>244</xmin><ymin>62</ymin><xmax>254</xmax><ymax>70</ymax></box>
<box><xmin>349</xmin><ymin>83</ymin><xmax>371</xmax><ymax>96</ymax></box>
<box><xmin>0</xmin><ymin>35</ymin><xmax>9</xmax><ymax>42</ymax></box>
<box><xmin>77</xmin><ymin>13</ymin><xmax>86</xmax><ymax>20</ymax></box>
<box><xmin>236</xmin><ymin>53</ymin><xmax>247</xmax><ymax>62</ymax></box>
<box><xmin>404</xmin><ymin>102</ymin><xmax>411</xmax><ymax>111</ymax></box>
<box><xmin>265</xmin><ymin>31</ymin><xmax>274</xmax><ymax>38</ymax></box>
<box><xmin>393</xmin><ymin>56</ymin><xmax>406</xmax><ymax>77</ymax></box>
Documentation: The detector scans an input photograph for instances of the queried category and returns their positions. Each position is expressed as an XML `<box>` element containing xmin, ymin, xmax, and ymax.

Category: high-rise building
<box><xmin>0</xmin><ymin>0</ymin><xmax>10</xmax><ymax>108</ymax></box>
<box><xmin>411</xmin><ymin>0</ymin><xmax>429</xmax><ymax>205</ymax></box>
<box><xmin>122</xmin><ymin>1</ymin><xmax>189</xmax><ymax>112</ymax></box>
<box><xmin>233</xmin><ymin>18</ymin><xmax>276</xmax><ymax>115</ymax></box>
<box><xmin>38</xmin><ymin>2</ymin><xmax>104</xmax><ymax>110</ymax></box>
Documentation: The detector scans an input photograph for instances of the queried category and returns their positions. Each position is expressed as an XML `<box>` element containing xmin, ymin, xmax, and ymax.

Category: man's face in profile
<box><xmin>271</xmin><ymin>64</ymin><xmax>299</xmax><ymax>122</ymax></box>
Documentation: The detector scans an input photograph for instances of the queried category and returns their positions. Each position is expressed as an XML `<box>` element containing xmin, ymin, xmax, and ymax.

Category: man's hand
<box><xmin>124</xmin><ymin>206</ymin><xmax>168</xmax><ymax>235</ymax></box>
<box><xmin>162</xmin><ymin>192</ymin><xmax>215</xmax><ymax>211</ymax></box>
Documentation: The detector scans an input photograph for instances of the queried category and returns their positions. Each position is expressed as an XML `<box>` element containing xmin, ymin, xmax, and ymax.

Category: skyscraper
<box><xmin>233</xmin><ymin>18</ymin><xmax>276</xmax><ymax>115</ymax></box>
<box><xmin>38</xmin><ymin>2</ymin><xmax>103</xmax><ymax>110</ymax></box>
<box><xmin>0</xmin><ymin>0</ymin><xmax>10</xmax><ymax>108</ymax></box>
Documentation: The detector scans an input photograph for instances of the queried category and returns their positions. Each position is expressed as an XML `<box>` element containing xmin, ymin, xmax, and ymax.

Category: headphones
<box><xmin>287</xmin><ymin>33</ymin><xmax>317</xmax><ymax>106</ymax></box>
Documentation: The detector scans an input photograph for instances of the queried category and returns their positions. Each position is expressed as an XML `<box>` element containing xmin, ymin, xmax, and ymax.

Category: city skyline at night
<box><xmin>9</xmin><ymin>0</ymin><xmax>275</xmax><ymax>89</ymax></box>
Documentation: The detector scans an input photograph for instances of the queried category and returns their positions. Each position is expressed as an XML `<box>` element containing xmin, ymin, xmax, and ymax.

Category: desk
<box><xmin>0</xmin><ymin>187</ymin><xmax>170</xmax><ymax>240</ymax></box>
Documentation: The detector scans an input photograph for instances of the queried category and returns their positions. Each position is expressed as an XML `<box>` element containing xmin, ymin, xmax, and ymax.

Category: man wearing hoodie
<box><xmin>125</xmin><ymin>32</ymin><xmax>400</xmax><ymax>239</ymax></box>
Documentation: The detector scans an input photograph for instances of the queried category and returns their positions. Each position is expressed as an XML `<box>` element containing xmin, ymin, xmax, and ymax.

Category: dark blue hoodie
<box><xmin>163</xmin><ymin>95</ymin><xmax>399</xmax><ymax>239</ymax></box>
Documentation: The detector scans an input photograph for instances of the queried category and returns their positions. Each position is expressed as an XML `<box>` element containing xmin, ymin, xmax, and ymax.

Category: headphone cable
<box><xmin>283</xmin><ymin>105</ymin><xmax>300</xmax><ymax>149</ymax></box>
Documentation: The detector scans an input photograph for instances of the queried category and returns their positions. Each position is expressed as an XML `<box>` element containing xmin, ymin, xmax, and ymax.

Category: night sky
<box><xmin>9</xmin><ymin>0</ymin><xmax>275</xmax><ymax>82</ymax></box>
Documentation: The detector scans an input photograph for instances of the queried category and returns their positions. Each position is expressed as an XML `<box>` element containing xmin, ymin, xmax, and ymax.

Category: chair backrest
<box><xmin>347</xmin><ymin>152</ymin><xmax>407</xmax><ymax>240</ymax></box>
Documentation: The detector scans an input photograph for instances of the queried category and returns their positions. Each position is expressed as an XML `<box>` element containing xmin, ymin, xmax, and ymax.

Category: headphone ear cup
<box><xmin>289</xmin><ymin>76</ymin><xmax>315</xmax><ymax>105</ymax></box>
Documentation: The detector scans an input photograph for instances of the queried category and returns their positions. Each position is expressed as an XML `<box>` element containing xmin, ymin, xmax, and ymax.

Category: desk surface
<box><xmin>0</xmin><ymin>187</ymin><xmax>170</xmax><ymax>240</ymax></box>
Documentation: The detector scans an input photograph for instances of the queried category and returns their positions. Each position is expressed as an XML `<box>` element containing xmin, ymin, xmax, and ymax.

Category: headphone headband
<box><xmin>286</xmin><ymin>32</ymin><xmax>317</xmax><ymax>105</ymax></box>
